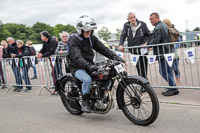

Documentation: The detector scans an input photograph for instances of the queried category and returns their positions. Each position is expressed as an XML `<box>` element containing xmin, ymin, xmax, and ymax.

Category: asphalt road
<box><xmin>0</xmin><ymin>90</ymin><xmax>200</xmax><ymax>133</ymax></box>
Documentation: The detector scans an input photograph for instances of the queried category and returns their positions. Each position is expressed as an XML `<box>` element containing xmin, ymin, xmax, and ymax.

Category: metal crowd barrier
<box><xmin>1</xmin><ymin>40</ymin><xmax>200</xmax><ymax>96</ymax></box>
<box><xmin>0</xmin><ymin>54</ymin><xmax>69</xmax><ymax>95</ymax></box>
<box><xmin>122</xmin><ymin>40</ymin><xmax>200</xmax><ymax>90</ymax></box>
<box><xmin>0</xmin><ymin>52</ymin><xmax>107</xmax><ymax>95</ymax></box>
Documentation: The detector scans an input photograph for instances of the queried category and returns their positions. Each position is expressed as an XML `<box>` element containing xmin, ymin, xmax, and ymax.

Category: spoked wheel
<box><xmin>59</xmin><ymin>77</ymin><xmax>83</xmax><ymax>115</ymax></box>
<box><xmin>117</xmin><ymin>79</ymin><xmax>159</xmax><ymax>126</ymax></box>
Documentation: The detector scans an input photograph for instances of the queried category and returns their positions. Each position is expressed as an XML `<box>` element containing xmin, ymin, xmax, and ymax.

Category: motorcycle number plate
<box><xmin>114</xmin><ymin>64</ymin><xmax>125</xmax><ymax>73</ymax></box>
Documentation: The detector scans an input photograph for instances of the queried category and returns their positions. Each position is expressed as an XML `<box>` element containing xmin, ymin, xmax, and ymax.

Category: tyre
<box><xmin>59</xmin><ymin>76</ymin><xmax>83</xmax><ymax>115</ymax></box>
<box><xmin>117</xmin><ymin>78</ymin><xmax>159</xmax><ymax>126</ymax></box>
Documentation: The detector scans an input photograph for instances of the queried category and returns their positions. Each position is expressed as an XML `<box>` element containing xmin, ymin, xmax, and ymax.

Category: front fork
<box><xmin>116</xmin><ymin>76</ymin><xmax>148</xmax><ymax>109</ymax></box>
<box><xmin>117</xmin><ymin>78</ymin><xmax>141</xmax><ymax>100</ymax></box>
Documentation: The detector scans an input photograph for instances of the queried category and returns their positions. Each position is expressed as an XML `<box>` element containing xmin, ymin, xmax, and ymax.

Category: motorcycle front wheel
<box><xmin>117</xmin><ymin>78</ymin><xmax>159</xmax><ymax>126</ymax></box>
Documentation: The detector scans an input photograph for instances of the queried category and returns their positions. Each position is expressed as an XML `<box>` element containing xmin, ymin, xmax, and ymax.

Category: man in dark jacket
<box><xmin>148</xmin><ymin>12</ymin><xmax>178</xmax><ymax>96</ymax></box>
<box><xmin>119</xmin><ymin>12</ymin><xmax>151</xmax><ymax>79</ymax></box>
<box><xmin>37</xmin><ymin>31</ymin><xmax>58</xmax><ymax>92</ymax></box>
<box><xmin>69</xmin><ymin>15</ymin><xmax>125</xmax><ymax>113</ymax></box>
<box><xmin>6</xmin><ymin>37</ymin><xmax>18</xmax><ymax>52</ymax></box>
<box><xmin>37</xmin><ymin>31</ymin><xmax>58</xmax><ymax>58</ymax></box>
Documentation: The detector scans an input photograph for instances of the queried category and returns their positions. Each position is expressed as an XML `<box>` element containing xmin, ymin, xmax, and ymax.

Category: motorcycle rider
<box><xmin>68</xmin><ymin>15</ymin><xmax>125</xmax><ymax>113</ymax></box>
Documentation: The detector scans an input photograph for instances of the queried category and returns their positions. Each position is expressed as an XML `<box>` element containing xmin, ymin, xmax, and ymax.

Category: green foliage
<box><xmin>0</xmin><ymin>21</ymin><xmax>11</xmax><ymax>41</ymax></box>
<box><xmin>0</xmin><ymin>20</ymin><xmax>77</xmax><ymax>44</ymax></box>
<box><xmin>115</xmin><ymin>28</ymin><xmax>122</xmax><ymax>40</ymax></box>
<box><xmin>185</xmin><ymin>29</ymin><xmax>190</xmax><ymax>32</ymax></box>
<box><xmin>65</xmin><ymin>24</ymin><xmax>77</xmax><ymax>34</ymax></box>
<box><xmin>193</xmin><ymin>27</ymin><xmax>200</xmax><ymax>31</ymax></box>
<box><xmin>97</xmin><ymin>26</ymin><xmax>111</xmax><ymax>42</ymax></box>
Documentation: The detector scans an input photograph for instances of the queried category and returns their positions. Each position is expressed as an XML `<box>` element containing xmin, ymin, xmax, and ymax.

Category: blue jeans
<box><xmin>21</xmin><ymin>67</ymin><xmax>32</xmax><ymax>90</ymax></box>
<box><xmin>31</xmin><ymin>65</ymin><xmax>37</xmax><ymax>77</ymax></box>
<box><xmin>12</xmin><ymin>66</ymin><xmax>23</xmax><ymax>89</ymax></box>
<box><xmin>158</xmin><ymin>58</ymin><xmax>176</xmax><ymax>88</ymax></box>
<box><xmin>74</xmin><ymin>70</ymin><xmax>92</xmax><ymax>95</ymax></box>
<box><xmin>172</xmin><ymin>58</ymin><xmax>180</xmax><ymax>78</ymax></box>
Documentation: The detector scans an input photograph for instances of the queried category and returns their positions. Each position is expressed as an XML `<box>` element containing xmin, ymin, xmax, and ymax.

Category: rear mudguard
<box><xmin>55</xmin><ymin>73</ymin><xmax>74</xmax><ymax>92</ymax></box>
<box><xmin>116</xmin><ymin>75</ymin><xmax>149</xmax><ymax>109</ymax></box>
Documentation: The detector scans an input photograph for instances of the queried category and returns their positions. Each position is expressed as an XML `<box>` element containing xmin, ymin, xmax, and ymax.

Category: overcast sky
<box><xmin>0</xmin><ymin>0</ymin><xmax>200</xmax><ymax>33</ymax></box>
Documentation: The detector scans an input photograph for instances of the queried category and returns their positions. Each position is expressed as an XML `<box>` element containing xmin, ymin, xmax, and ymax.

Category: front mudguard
<box><xmin>55</xmin><ymin>73</ymin><xmax>74</xmax><ymax>92</ymax></box>
<box><xmin>116</xmin><ymin>75</ymin><xmax>149</xmax><ymax>109</ymax></box>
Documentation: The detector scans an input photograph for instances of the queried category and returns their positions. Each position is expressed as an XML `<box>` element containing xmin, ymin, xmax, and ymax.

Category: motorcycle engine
<box><xmin>93</xmin><ymin>100</ymin><xmax>108</xmax><ymax>110</ymax></box>
<box><xmin>91</xmin><ymin>81</ymin><xmax>110</xmax><ymax>110</ymax></box>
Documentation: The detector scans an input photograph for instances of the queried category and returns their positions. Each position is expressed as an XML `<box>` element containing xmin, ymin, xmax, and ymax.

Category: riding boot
<box><xmin>82</xmin><ymin>94</ymin><xmax>91</xmax><ymax>113</ymax></box>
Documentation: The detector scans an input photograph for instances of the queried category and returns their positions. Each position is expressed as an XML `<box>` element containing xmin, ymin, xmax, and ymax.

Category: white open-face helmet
<box><xmin>76</xmin><ymin>15</ymin><xmax>97</xmax><ymax>34</ymax></box>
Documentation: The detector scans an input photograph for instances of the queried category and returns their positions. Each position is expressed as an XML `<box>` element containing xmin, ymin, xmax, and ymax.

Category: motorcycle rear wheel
<box><xmin>59</xmin><ymin>76</ymin><xmax>83</xmax><ymax>115</ymax></box>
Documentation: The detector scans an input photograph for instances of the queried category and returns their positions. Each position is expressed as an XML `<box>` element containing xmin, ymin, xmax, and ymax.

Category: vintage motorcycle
<box><xmin>55</xmin><ymin>59</ymin><xmax>159</xmax><ymax>126</ymax></box>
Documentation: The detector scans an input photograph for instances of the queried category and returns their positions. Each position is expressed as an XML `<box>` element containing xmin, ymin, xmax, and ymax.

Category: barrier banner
<box><xmin>9</xmin><ymin>59</ymin><xmax>12</xmax><ymax>65</ymax></box>
<box><xmin>24</xmin><ymin>58</ymin><xmax>28</xmax><ymax>65</ymax></box>
<box><xmin>116</xmin><ymin>51</ymin><xmax>124</xmax><ymax>58</ymax></box>
<box><xmin>51</xmin><ymin>56</ymin><xmax>56</xmax><ymax>66</ymax></box>
<box><xmin>164</xmin><ymin>53</ymin><xmax>175</xmax><ymax>67</ymax></box>
<box><xmin>147</xmin><ymin>55</ymin><xmax>157</xmax><ymax>64</ymax></box>
<box><xmin>131</xmin><ymin>54</ymin><xmax>140</xmax><ymax>66</ymax></box>
<box><xmin>40</xmin><ymin>58</ymin><xmax>44</xmax><ymax>66</ymax></box>
<box><xmin>184</xmin><ymin>47</ymin><xmax>195</xmax><ymax>63</ymax></box>
<box><xmin>140</xmin><ymin>48</ymin><xmax>148</xmax><ymax>55</ymax></box>
<box><xmin>14</xmin><ymin>58</ymin><xmax>19</xmax><ymax>65</ymax></box>
<box><xmin>31</xmin><ymin>56</ymin><xmax>35</xmax><ymax>66</ymax></box>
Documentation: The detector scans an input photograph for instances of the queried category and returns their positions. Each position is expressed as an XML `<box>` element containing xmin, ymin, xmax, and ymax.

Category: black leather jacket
<box><xmin>3</xmin><ymin>45</ymin><xmax>15</xmax><ymax>58</ymax></box>
<box><xmin>68</xmin><ymin>34</ymin><xmax>116</xmax><ymax>74</ymax></box>
<box><xmin>39</xmin><ymin>37</ymin><xmax>58</xmax><ymax>57</ymax></box>
<box><xmin>148</xmin><ymin>21</ymin><xmax>171</xmax><ymax>55</ymax></box>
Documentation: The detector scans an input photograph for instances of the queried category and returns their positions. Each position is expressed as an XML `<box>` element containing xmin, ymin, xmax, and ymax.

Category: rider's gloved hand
<box><xmin>87</xmin><ymin>65</ymin><xmax>99</xmax><ymax>73</ymax></box>
<box><xmin>113</xmin><ymin>55</ymin><xmax>126</xmax><ymax>63</ymax></box>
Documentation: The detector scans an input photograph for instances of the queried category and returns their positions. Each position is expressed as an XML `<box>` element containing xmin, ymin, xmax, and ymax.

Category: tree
<box><xmin>65</xmin><ymin>24</ymin><xmax>77</xmax><ymax>34</ymax></box>
<box><xmin>3</xmin><ymin>23</ymin><xmax>29</xmax><ymax>41</ymax></box>
<box><xmin>115</xmin><ymin>28</ymin><xmax>122</xmax><ymax>40</ymax></box>
<box><xmin>193</xmin><ymin>27</ymin><xmax>200</xmax><ymax>31</ymax></box>
<box><xmin>185</xmin><ymin>29</ymin><xmax>190</xmax><ymax>32</ymax></box>
<box><xmin>0</xmin><ymin>21</ymin><xmax>77</xmax><ymax>44</ymax></box>
<box><xmin>32</xmin><ymin>22</ymin><xmax>54</xmax><ymax>43</ymax></box>
<box><xmin>26</xmin><ymin>26</ymin><xmax>39</xmax><ymax>43</ymax></box>
<box><xmin>97</xmin><ymin>27</ymin><xmax>111</xmax><ymax>42</ymax></box>
<box><xmin>0</xmin><ymin>21</ymin><xmax>11</xmax><ymax>40</ymax></box>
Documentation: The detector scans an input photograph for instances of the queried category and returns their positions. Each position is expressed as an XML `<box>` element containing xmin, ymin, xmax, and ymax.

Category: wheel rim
<box><xmin>123</xmin><ymin>83</ymin><xmax>154</xmax><ymax>121</ymax></box>
<box><xmin>60</xmin><ymin>79</ymin><xmax>81</xmax><ymax>112</ymax></box>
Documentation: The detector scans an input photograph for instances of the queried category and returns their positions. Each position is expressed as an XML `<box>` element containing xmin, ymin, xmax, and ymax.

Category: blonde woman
<box><xmin>11</xmin><ymin>40</ymin><xmax>32</xmax><ymax>92</ymax></box>
<box><xmin>26</xmin><ymin>41</ymin><xmax>37</xmax><ymax>79</ymax></box>
<box><xmin>163</xmin><ymin>18</ymin><xmax>180</xmax><ymax>86</ymax></box>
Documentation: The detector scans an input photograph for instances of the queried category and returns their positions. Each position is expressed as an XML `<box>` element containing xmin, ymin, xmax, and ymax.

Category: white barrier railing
<box><xmin>1</xmin><ymin>40</ymin><xmax>200</xmax><ymax>96</ymax></box>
